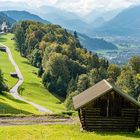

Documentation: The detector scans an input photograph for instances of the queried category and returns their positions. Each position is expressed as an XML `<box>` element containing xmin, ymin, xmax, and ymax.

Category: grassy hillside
<box><xmin>0</xmin><ymin>33</ymin><xmax>65</xmax><ymax>113</ymax></box>
<box><xmin>93</xmin><ymin>6</ymin><xmax>140</xmax><ymax>36</ymax></box>
<box><xmin>0</xmin><ymin>51</ymin><xmax>17</xmax><ymax>89</ymax></box>
<box><xmin>0</xmin><ymin>124</ymin><xmax>139</xmax><ymax>140</ymax></box>
<box><xmin>0</xmin><ymin>48</ymin><xmax>41</xmax><ymax>115</ymax></box>
<box><xmin>0</xmin><ymin>92</ymin><xmax>39</xmax><ymax>115</ymax></box>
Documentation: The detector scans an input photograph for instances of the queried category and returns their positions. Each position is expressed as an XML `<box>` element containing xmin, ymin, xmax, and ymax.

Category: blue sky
<box><xmin>1</xmin><ymin>0</ymin><xmax>140</xmax><ymax>14</ymax></box>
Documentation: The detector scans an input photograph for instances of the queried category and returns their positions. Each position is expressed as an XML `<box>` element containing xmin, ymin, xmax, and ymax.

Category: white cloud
<box><xmin>1</xmin><ymin>0</ymin><xmax>140</xmax><ymax>14</ymax></box>
<box><xmin>50</xmin><ymin>0</ymin><xmax>140</xmax><ymax>15</ymax></box>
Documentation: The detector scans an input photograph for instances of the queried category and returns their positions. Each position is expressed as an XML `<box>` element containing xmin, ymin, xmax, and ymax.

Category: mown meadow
<box><xmin>0</xmin><ymin>33</ymin><xmax>65</xmax><ymax>114</ymax></box>
<box><xmin>0</xmin><ymin>124</ymin><xmax>139</xmax><ymax>140</ymax></box>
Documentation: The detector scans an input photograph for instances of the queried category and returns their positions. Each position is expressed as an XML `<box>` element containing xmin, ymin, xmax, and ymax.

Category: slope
<box><xmin>0</xmin><ymin>51</ymin><xmax>17</xmax><ymax>89</ymax></box>
<box><xmin>34</xmin><ymin>6</ymin><xmax>89</xmax><ymax>34</ymax></box>
<box><xmin>76</xmin><ymin>32</ymin><xmax>117</xmax><ymax>51</ymax></box>
<box><xmin>3</xmin><ymin>10</ymin><xmax>50</xmax><ymax>24</ymax></box>
<box><xmin>0</xmin><ymin>34</ymin><xmax>65</xmax><ymax>113</ymax></box>
<box><xmin>0</xmin><ymin>92</ymin><xmax>40</xmax><ymax>115</ymax></box>
<box><xmin>93</xmin><ymin>6</ymin><xmax>140</xmax><ymax>36</ymax></box>
<box><xmin>0</xmin><ymin>50</ymin><xmax>40</xmax><ymax>115</ymax></box>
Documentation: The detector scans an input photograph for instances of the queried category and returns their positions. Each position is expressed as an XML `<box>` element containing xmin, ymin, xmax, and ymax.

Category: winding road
<box><xmin>0</xmin><ymin>43</ymin><xmax>52</xmax><ymax>114</ymax></box>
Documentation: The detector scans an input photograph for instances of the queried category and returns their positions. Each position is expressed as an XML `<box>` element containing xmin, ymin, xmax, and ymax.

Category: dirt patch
<box><xmin>0</xmin><ymin>116</ymin><xmax>79</xmax><ymax>126</ymax></box>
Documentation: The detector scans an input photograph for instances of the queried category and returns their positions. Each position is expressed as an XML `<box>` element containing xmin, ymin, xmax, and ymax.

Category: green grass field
<box><xmin>0</xmin><ymin>51</ymin><xmax>17</xmax><ymax>89</ymax></box>
<box><xmin>0</xmin><ymin>33</ymin><xmax>65</xmax><ymax>113</ymax></box>
<box><xmin>0</xmin><ymin>124</ymin><xmax>139</xmax><ymax>140</ymax></box>
<box><xmin>0</xmin><ymin>92</ymin><xmax>40</xmax><ymax>115</ymax></box>
<box><xmin>0</xmin><ymin>45</ymin><xmax>40</xmax><ymax>115</ymax></box>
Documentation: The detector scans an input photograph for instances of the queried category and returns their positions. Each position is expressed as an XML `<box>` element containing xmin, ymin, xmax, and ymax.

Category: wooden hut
<box><xmin>0</xmin><ymin>47</ymin><xmax>6</xmax><ymax>52</ymax></box>
<box><xmin>10</xmin><ymin>72</ymin><xmax>18</xmax><ymax>78</ymax></box>
<box><xmin>73</xmin><ymin>79</ymin><xmax>140</xmax><ymax>132</ymax></box>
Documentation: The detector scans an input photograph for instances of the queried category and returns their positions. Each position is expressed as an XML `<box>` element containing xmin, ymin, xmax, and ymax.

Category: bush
<box><xmin>65</xmin><ymin>91</ymin><xmax>79</xmax><ymax>110</ymax></box>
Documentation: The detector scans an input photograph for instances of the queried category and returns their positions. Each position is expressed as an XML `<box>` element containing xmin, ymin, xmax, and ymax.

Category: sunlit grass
<box><xmin>0</xmin><ymin>92</ymin><xmax>40</xmax><ymax>115</ymax></box>
<box><xmin>0</xmin><ymin>51</ymin><xmax>17</xmax><ymax>89</ymax></box>
<box><xmin>0</xmin><ymin>124</ymin><xmax>139</xmax><ymax>140</ymax></box>
<box><xmin>0</xmin><ymin>33</ymin><xmax>65</xmax><ymax>113</ymax></box>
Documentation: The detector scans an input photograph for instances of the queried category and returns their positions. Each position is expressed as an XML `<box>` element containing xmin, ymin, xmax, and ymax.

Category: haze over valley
<box><xmin>0</xmin><ymin>0</ymin><xmax>140</xmax><ymax>64</ymax></box>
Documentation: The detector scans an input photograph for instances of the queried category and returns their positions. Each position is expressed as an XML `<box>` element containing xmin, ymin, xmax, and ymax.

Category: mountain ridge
<box><xmin>3</xmin><ymin>10</ymin><xmax>50</xmax><ymax>24</ymax></box>
<box><xmin>93</xmin><ymin>5</ymin><xmax>140</xmax><ymax>36</ymax></box>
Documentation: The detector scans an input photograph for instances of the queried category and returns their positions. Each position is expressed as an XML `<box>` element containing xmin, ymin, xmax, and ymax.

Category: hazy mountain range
<box><xmin>1</xmin><ymin>2</ymin><xmax>140</xmax><ymax>51</ymax></box>
<box><xmin>77</xmin><ymin>33</ymin><xmax>117</xmax><ymax>50</ymax></box>
<box><xmin>0</xmin><ymin>1</ymin><xmax>123</xmax><ymax>35</ymax></box>
<box><xmin>0</xmin><ymin>10</ymin><xmax>117</xmax><ymax>51</ymax></box>
<box><xmin>3</xmin><ymin>10</ymin><xmax>50</xmax><ymax>24</ymax></box>
<box><xmin>92</xmin><ymin>5</ymin><xmax>140</xmax><ymax>37</ymax></box>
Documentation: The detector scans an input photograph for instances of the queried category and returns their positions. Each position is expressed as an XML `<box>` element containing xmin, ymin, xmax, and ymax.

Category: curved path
<box><xmin>0</xmin><ymin>43</ymin><xmax>52</xmax><ymax>114</ymax></box>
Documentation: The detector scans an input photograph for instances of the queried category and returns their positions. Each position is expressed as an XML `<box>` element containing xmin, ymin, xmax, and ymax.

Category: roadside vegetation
<box><xmin>0</xmin><ymin>69</ymin><xmax>7</xmax><ymax>92</ymax></box>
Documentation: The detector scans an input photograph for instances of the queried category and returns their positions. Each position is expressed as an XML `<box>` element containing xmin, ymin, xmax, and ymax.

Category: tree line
<box><xmin>13</xmin><ymin>21</ymin><xmax>140</xmax><ymax>110</ymax></box>
<box><xmin>0</xmin><ymin>69</ymin><xmax>7</xmax><ymax>93</ymax></box>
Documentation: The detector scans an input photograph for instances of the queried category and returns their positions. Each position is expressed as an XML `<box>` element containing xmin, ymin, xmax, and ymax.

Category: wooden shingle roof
<box><xmin>73</xmin><ymin>79</ymin><xmax>140</xmax><ymax>110</ymax></box>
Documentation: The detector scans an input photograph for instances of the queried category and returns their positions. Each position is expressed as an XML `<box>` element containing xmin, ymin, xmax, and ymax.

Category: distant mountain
<box><xmin>93</xmin><ymin>6</ymin><xmax>140</xmax><ymax>36</ymax></box>
<box><xmin>34</xmin><ymin>6</ymin><xmax>89</xmax><ymax>34</ymax></box>
<box><xmin>85</xmin><ymin>9</ymin><xmax>122</xmax><ymax>24</ymax></box>
<box><xmin>90</xmin><ymin>17</ymin><xmax>105</xmax><ymax>28</ymax></box>
<box><xmin>3</xmin><ymin>10</ymin><xmax>50</xmax><ymax>24</ymax></box>
<box><xmin>0</xmin><ymin>12</ymin><xmax>15</xmax><ymax>26</ymax></box>
<box><xmin>77</xmin><ymin>32</ymin><xmax>117</xmax><ymax>51</ymax></box>
<box><xmin>37</xmin><ymin>6</ymin><xmax>81</xmax><ymax>20</ymax></box>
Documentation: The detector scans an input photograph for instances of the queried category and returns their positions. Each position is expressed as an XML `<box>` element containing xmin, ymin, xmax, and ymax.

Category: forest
<box><xmin>13</xmin><ymin>21</ymin><xmax>140</xmax><ymax>110</ymax></box>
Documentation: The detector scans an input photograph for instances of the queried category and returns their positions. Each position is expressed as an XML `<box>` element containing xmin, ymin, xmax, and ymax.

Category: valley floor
<box><xmin>0</xmin><ymin>124</ymin><xmax>139</xmax><ymax>140</ymax></box>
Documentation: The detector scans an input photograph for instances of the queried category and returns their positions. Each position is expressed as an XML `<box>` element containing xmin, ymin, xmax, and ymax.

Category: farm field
<box><xmin>0</xmin><ymin>124</ymin><xmax>139</xmax><ymax>140</ymax></box>
<box><xmin>0</xmin><ymin>34</ymin><xmax>65</xmax><ymax>114</ymax></box>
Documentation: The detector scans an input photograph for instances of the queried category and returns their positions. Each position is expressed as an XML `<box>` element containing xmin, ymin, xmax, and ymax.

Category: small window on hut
<box><xmin>100</xmin><ymin>92</ymin><xmax>122</xmax><ymax>117</ymax></box>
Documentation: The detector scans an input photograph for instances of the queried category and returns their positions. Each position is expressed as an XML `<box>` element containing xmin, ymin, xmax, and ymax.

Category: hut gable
<box><xmin>73</xmin><ymin>79</ymin><xmax>140</xmax><ymax>110</ymax></box>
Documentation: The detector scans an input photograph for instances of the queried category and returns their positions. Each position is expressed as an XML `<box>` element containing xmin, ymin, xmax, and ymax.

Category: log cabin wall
<box><xmin>138</xmin><ymin>109</ymin><xmax>140</xmax><ymax>127</ymax></box>
<box><xmin>79</xmin><ymin>90</ymin><xmax>139</xmax><ymax>132</ymax></box>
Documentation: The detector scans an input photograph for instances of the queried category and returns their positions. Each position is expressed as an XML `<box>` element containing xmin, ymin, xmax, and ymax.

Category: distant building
<box><xmin>0</xmin><ymin>47</ymin><xmax>6</xmax><ymax>52</ymax></box>
<box><xmin>0</xmin><ymin>22</ymin><xmax>8</xmax><ymax>32</ymax></box>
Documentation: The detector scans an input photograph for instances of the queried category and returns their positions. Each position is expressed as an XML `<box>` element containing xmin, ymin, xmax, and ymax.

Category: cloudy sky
<box><xmin>1</xmin><ymin>0</ymin><xmax>140</xmax><ymax>14</ymax></box>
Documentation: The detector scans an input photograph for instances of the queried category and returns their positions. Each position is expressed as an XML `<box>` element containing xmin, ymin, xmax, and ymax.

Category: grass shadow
<box><xmin>26</xmin><ymin>82</ymin><xmax>65</xmax><ymax>102</ymax></box>
<box><xmin>0</xmin><ymin>102</ymin><xmax>33</xmax><ymax>115</ymax></box>
<box><xmin>1</xmin><ymin>93</ymin><xmax>30</xmax><ymax>104</ymax></box>
<box><xmin>21</xmin><ymin>60</ymin><xmax>31</xmax><ymax>66</ymax></box>
<box><xmin>95</xmin><ymin>130</ymin><xmax>140</xmax><ymax>139</ymax></box>
<box><xmin>0</xmin><ymin>37</ymin><xmax>7</xmax><ymax>42</ymax></box>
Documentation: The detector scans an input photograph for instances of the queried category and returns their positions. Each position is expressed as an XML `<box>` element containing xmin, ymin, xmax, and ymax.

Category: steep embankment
<box><xmin>0</xmin><ymin>34</ymin><xmax>65</xmax><ymax>113</ymax></box>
